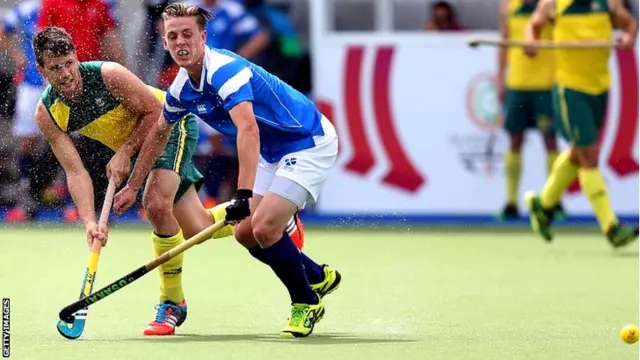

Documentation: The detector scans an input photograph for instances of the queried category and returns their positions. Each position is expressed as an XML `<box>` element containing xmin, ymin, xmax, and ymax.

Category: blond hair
<box><xmin>161</xmin><ymin>3</ymin><xmax>213</xmax><ymax>30</ymax></box>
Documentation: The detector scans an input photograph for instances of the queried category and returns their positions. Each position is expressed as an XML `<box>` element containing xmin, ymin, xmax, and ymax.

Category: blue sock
<box><xmin>248</xmin><ymin>246</ymin><xmax>266</xmax><ymax>263</ymax></box>
<box><xmin>249</xmin><ymin>237</ymin><xmax>324</xmax><ymax>284</ymax></box>
<box><xmin>260</xmin><ymin>232</ymin><xmax>318</xmax><ymax>304</ymax></box>
<box><xmin>300</xmin><ymin>252</ymin><xmax>324</xmax><ymax>284</ymax></box>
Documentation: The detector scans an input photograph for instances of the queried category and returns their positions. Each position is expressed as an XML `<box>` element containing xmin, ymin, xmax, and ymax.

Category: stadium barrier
<box><xmin>310</xmin><ymin>30</ymin><xmax>639</xmax><ymax>226</ymax></box>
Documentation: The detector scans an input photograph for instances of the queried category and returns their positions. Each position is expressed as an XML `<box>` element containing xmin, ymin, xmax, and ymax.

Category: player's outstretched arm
<box><xmin>609</xmin><ymin>0</ymin><xmax>638</xmax><ymax>49</ymax></box>
<box><xmin>229</xmin><ymin>101</ymin><xmax>260</xmax><ymax>192</ymax></box>
<box><xmin>101</xmin><ymin>61</ymin><xmax>162</xmax><ymax>186</ymax></box>
<box><xmin>35</xmin><ymin>101</ymin><xmax>103</xmax><ymax>247</ymax></box>
<box><xmin>113</xmin><ymin>114</ymin><xmax>174</xmax><ymax>215</ymax></box>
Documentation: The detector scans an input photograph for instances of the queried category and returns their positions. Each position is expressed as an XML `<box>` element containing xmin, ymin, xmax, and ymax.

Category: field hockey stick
<box><xmin>468</xmin><ymin>39</ymin><xmax>616</xmax><ymax>49</ymax></box>
<box><xmin>56</xmin><ymin>179</ymin><xmax>117</xmax><ymax>340</ymax></box>
<box><xmin>58</xmin><ymin>218</ymin><xmax>228</xmax><ymax>324</ymax></box>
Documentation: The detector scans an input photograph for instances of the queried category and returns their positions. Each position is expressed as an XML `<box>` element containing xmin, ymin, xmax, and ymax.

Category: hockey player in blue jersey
<box><xmin>113</xmin><ymin>3</ymin><xmax>341</xmax><ymax>338</ymax></box>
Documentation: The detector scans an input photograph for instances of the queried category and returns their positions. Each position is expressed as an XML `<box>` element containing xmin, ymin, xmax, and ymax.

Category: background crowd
<box><xmin>0</xmin><ymin>0</ymin><xmax>636</xmax><ymax>222</ymax></box>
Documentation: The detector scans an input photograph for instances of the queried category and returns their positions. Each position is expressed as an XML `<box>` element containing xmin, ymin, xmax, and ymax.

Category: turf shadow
<box><xmin>120</xmin><ymin>332</ymin><xmax>417</xmax><ymax>345</ymax></box>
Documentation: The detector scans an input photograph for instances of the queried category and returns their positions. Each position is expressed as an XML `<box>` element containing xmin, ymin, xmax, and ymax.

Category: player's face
<box><xmin>163</xmin><ymin>16</ymin><xmax>207</xmax><ymax>69</ymax></box>
<box><xmin>39</xmin><ymin>53</ymin><xmax>82</xmax><ymax>98</ymax></box>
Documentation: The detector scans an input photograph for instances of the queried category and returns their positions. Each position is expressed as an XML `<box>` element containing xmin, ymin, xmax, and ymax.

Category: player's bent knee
<box><xmin>144</xmin><ymin>195</ymin><xmax>174</xmax><ymax>224</ymax></box>
<box><xmin>234</xmin><ymin>220</ymin><xmax>257</xmax><ymax>248</ymax></box>
<box><xmin>251</xmin><ymin>215</ymin><xmax>283</xmax><ymax>245</ymax></box>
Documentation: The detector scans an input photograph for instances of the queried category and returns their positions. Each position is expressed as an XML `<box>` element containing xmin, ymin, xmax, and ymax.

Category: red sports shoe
<box><xmin>143</xmin><ymin>299</ymin><xmax>188</xmax><ymax>336</ymax></box>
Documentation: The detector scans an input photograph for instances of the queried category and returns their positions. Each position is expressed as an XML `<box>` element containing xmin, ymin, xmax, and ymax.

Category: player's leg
<box><xmin>172</xmin><ymin>185</ymin><xmax>234</xmax><ymax>240</ymax></box>
<box><xmin>139</xmin><ymin>115</ymin><xmax>201</xmax><ymax>336</ymax></box>
<box><xmin>500</xmin><ymin>89</ymin><xmax>527</xmax><ymax>219</ymax></box>
<box><xmin>525</xmin><ymin>85</ymin><xmax>583</xmax><ymax>241</ymax></box>
<box><xmin>251</xmin><ymin>188</ymin><xmax>325</xmax><ymax>338</ymax></box>
<box><xmin>535</xmin><ymin>89</ymin><xmax>566</xmax><ymax>219</ymax></box>
<box><xmin>233</xmin><ymin>162</ymin><xmax>332</xmax><ymax>290</ymax></box>
<box><xmin>571</xmin><ymin>90</ymin><xmax>637</xmax><ymax>246</ymax></box>
<box><xmin>141</xmin><ymin>168</ymin><xmax>188</xmax><ymax>336</ymax></box>
<box><xmin>254</xmin><ymin>119</ymin><xmax>339</xmax><ymax>338</ymax></box>
<box><xmin>526</xmin><ymin>86</ymin><xmax>637</xmax><ymax>245</ymax></box>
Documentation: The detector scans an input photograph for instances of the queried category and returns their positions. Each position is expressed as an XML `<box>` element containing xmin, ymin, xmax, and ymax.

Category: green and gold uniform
<box><xmin>527</xmin><ymin>0</ymin><xmax>636</xmax><ymax>244</ymax></box>
<box><xmin>553</xmin><ymin>0</ymin><xmax>611</xmax><ymax>147</ymax></box>
<box><xmin>504</xmin><ymin>0</ymin><xmax>555</xmax><ymax>135</ymax></box>
<box><xmin>41</xmin><ymin>61</ymin><xmax>203</xmax><ymax>201</ymax></box>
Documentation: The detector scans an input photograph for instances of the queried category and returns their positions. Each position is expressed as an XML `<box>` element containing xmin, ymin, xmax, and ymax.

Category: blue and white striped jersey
<box><xmin>163</xmin><ymin>46</ymin><xmax>324</xmax><ymax>163</ymax></box>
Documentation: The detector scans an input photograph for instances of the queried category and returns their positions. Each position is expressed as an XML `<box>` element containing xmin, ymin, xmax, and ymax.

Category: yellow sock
<box><xmin>207</xmin><ymin>201</ymin><xmax>235</xmax><ymax>239</ymax></box>
<box><xmin>579</xmin><ymin>168</ymin><xmax>618</xmax><ymax>233</ymax></box>
<box><xmin>546</xmin><ymin>150</ymin><xmax>559</xmax><ymax>175</ymax></box>
<box><xmin>152</xmin><ymin>231</ymin><xmax>185</xmax><ymax>304</ymax></box>
<box><xmin>504</xmin><ymin>151</ymin><xmax>521</xmax><ymax>204</ymax></box>
<box><xmin>540</xmin><ymin>150</ymin><xmax>579</xmax><ymax>209</ymax></box>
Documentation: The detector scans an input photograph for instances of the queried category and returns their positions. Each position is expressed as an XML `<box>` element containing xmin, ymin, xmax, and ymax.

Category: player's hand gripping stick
<box><xmin>58</xmin><ymin>219</ymin><xmax>228</xmax><ymax>324</ymax></box>
<box><xmin>56</xmin><ymin>179</ymin><xmax>116</xmax><ymax>339</ymax></box>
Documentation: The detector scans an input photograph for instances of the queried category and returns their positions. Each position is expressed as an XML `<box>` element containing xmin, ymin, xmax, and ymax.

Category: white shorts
<box><xmin>253</xmin><ymin>116</ymin><xmax>338</xmax><ymax>208</ymax></box>
<box><xmin>14</xmin><ymin>83</ymin><xmax>46</xmax><ymax>137</ymax></box>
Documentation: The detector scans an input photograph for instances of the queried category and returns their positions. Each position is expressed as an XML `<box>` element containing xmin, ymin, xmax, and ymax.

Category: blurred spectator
<box><xmin>37</xmin><ymin>0</ymin><xmax>125</xmax><ymax>64</ymax></box>
<box><xmin>244</xmin><ymin>0</ymin><xmax>310</xmax><ymax>93</ymax></box>
<box><xmin>36</xmin><ymin>0</ymin><xmax>127</xmax><ymax>221</ymax></box>
<box><xmin>0</xmin><ymin>0</ymin><xmax>63</xmax><ymax>221</ymax></box>
<box><xmin>136</xmin><ymin>0</ymin><xmax>175</xmax><ymax>88</ymax></box>
<box><xmin>423</xmin><ymin>1</ymin><xmax>464</xmax><ymax>31</ymax></box>
<box><xmin>0</xmin><ymin>52</ymin><xmax>19</xmax><ymax>212</ymax></box>
<box><xmin>186</xmin><ymin>0</ymin><xmax>270</xmax><ymax>60</ymax></box>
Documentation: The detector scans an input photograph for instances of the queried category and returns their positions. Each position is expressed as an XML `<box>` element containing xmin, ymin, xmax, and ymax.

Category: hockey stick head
<box><xmin>56</xmin><ymin>263</ymin><xmax>96</xmax><ymax>339</ymax></box>
<box><xmin>56</xmin><ymin>310</ymin><xmax>86</xmax><ymax>340</ymax></box>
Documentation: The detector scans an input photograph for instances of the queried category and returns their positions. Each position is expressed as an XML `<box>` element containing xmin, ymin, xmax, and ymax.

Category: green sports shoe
<box><xmin>607</xmin><ymin>224</ymin><xmax>639</xmax><ymax>248</ymax></box>
<box><xmin>311</xmin><ymin>265</ymin><xmax>342</xmax><ymax>298</ymax></box>
<box><xmin>524</xmin><ymin>191</ymin><xmax>554</xmax><ymax>242</ymax></box>
<box><xmin>281</xmin><ymin>301</ymin><xmax>325</xmax><ymax>338</ymax></box>
<box><xmin>553</xmin><ymin>203</ymin><xmax>568</xmax><ymax>221</ymax></box>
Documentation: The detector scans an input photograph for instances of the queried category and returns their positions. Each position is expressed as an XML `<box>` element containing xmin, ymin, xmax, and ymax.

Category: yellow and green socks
<box><xmin>207</xmin><ymin>201</ymin><xmax>235</xmax><ymax>239</ymax></box>
<box><xmin>504</xmin><ymin>151</ymin><xmax>522</xmax><ymax>205</ymax></box>
<box><xmin>152</xmin><ymin>231</ymin><xmax>185</xmax><ymax>304</ymax></box>
<box><xmin>579</xmin><ymin>167</ymin><xmax>618</xmax><ymax>233</ymax></box>
<box><xmin>540</xmin><ymin>150</ymin><xmax>579</xmax><ymax>209</ymax></box>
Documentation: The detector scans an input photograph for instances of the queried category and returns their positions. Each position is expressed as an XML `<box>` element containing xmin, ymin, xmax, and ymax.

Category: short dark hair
<box><xmin>32</xmin><ymin>27</ymin><xmax>76</xmax><ymax>67</ymax></box>
<box><xmin>161</xmin><ymin>3</ymin><xmax>213</xmax><ymax>31</ymax></box>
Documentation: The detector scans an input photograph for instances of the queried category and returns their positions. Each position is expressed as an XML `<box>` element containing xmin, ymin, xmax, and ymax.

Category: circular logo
<box><xmin>466</xmin><ymin>73</ymin><xmax>502</xmax><ymax>131</ymax></box>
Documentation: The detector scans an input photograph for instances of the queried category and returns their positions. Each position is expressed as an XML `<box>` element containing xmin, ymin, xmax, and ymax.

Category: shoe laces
<box><xmin>289</xmin><ymin>305</ymin><xmax>307</xmax><ymax>326</ymax></box>
<box><xmin>153</xmin><ymin>302</ymin><xmax>180</xmax><ymax>323</ymax></box>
